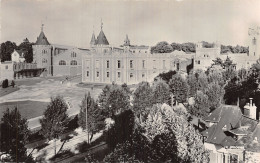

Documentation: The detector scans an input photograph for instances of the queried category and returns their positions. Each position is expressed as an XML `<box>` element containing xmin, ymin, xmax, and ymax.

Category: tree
<box><xmin>132</xmin><ymin>81</ymin><xmax>153</xmax><ymax>117</ymax></box>
<box><xmin>151</xmin><ymin>41</ymin><xmax>173</xmax><ymax>54</ymax></box>
<box><xmin>189</xmin><ymin>91</ymin><xmax>210</xmax><ymax>119</ymax></box>
<box><xmin>11</xmin><ymin>80</ymin><xmax>15</xmax><ymax>88</ymax></box>
<box><xmin>197</xmin><ymin>70</ymin><xmax>209</xmax><ymax>93</ymax></box>
<box><xmin>105</xmin><ymin>109</ymin><xmax>135</xmax><ymax>150</ymax></box>
<box><xmin>0</xmin><ymin>108</ymin><xmax>33</xmax><ymax>162</ymax></box>
<box><xmin>169</xmin><ymin>74</ymin><xmax>189</xmax><ymax>103</ymax></box>
<box><xmin>151</xmin><ymin>80</ymin><xmax>171</xmax><ymax>105</ymax></box>
<box><xmin>0</xmin><ymin>41</ymin><xmax>17</xmax><ymax>62</ymax></box>
<box><xmin>187</xmin><ymin>72</ymin><xmax>199</xmax><ymax>97</ymax></box>
<box><xmin>155</xmin><ymin>70</ymin><xmax>177</xmax><ymax>84</ymax></box>
<box><xmin>40</xmin><ymin>96</ymin><xmax>69</xmax><ymax>155</ymax></box>
<box><xmin>2</xmin><ymin>79</ymin><xmax>8</xmax><ymax>88</ymax></box>
<box><xmin>205</xmin><ymin>82</ymin><xmax>225</xmax><ymax>110</ymax></box>
<box><xmin>98</xmin><ymin>83</ymin><xmax>131</xmax><ymax>117</ymax></box>
<box><xmin>18</xmin><ymin>39</ymin><xmax>34</xmax><ymax>63</ymax></box>
<box><xmin>140</xmin><ymin>104</ymin><xmax>209</xmax><ymax>162</ymax></box>
<box><xmin>78</xmin><ymin>92</ymin><xmax>105</xmax><ymax>143</ymax></box>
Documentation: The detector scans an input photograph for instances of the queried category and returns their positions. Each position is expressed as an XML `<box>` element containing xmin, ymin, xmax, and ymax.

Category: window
<box><xmin>59</xmin><ymin>60</ymin><xmax>66</xmax><ymax>65</ymax></box>
<box><xmin>71</xmin><ymin>60</ymin><xmax>77</xmax><ymax>65</ymax></box>
<box><xmin>96</xmin><ymin>71</ymin><xmax>99</xmax><ymax>78</ymax></box>
<box><xmin>86</xmin><ymin>71</ymin><xmax>89</xmax><ymax>77</ymax></box>
<box><xmin>198</xmin><ymin>60</ymin><xmax>200</xmax><ymax>64</ymax></box>
<box><xmin>107</xmin><ymin>72</ymin><xmax>109</xmax><ymax>78</ymax></box>
<box><xmin>42</xmin><ymin>58</ymin><xmax>47</xmax><ymax>63</ymax></box>
<box><xmin>71</xmin><ymin>52</ymin><xmax>77</xmax><ymax>57</ymax></box>
<box><xmin>5</xmin><ymin>65</ymin><xmax>8</xmax><ymax>69</ymax></box>
<box><xmin>107</xmin><ymin>60</ymin><xmax>109</xmax><ymax>68</ymax></box>
<box><xmin>86</xmin><ymin>60</ymin><xmax>90</xmax><ymax>69</ymax></box>
<box><xmin>145</xmin><ymin>51</ymin><xmax>147</xmax><ymax>53</ymax></box>
<box><xmin>117</xmin><ymin>72</ymin><xmax>121</xmax><ymax>78</ymax></box>
<box><xmin>254</xmin><ymin>52</ymin><xmax>256</xmax><ymax>56</ymax></box>
<box><xmin>130</xmin><ymin>60</ymin><xmax>133</xmax><ymax>68</ymax></box>
<box><xmin>142</xmin><ymin>74</ymin><xmax>145</xmax><ymax>78</ymax></box>
<box><xmin>133</xmin><ymin>50</ymin><xmax>135</xmax><ymax>53</ymax></box>
<box><xmin>95</xmin><ymin>60</ymin><xmax>100</xmax><ymax>68</ymax></box>
<box><xmin>163</xmin><ymin>60</ymin><xmax>166</xmax><ymax>69</ymax></box>
<box><xmin>153</xmin><ymin>60</ymin><xmax>156</xmax><ymax>69</ymax></box>
<box><xmin>42</xmin><ymin>50</ymin><xmax>47</xmax><ymax>54</ymax></box>
<box><xmin>117</xmin><ymin>60</ymin><xmax>121</xmax><ymax>68</ymax></box>
<box><xmin>142</xmin><ymin>60</ymin><xmax>146</xmax><ymax>69</ymax></box>
<box><xmin>253</xmin><ymin>37</ymin><xmax>256</xmax><ymax>45</ymax></box>
<box><xmin>130</xmin><ymin>73</ymin><xmax>133</xmax><ymax>78</ymax></box>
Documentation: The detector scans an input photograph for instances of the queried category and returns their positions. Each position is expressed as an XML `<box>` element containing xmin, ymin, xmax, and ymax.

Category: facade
<box><xmin>194</xmin><ymin>27</ymin><xmax>260</xmax><ymax>71</ymax></box>
<box><xmin>82</xmin><ymin>25</ymin><xmax>194</xmax><ymax>85</ymax></box>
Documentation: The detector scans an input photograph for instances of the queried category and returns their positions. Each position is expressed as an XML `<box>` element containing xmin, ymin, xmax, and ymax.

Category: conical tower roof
<box><xmin>124</xmin><ymin>34</ymin><xmax>130</xmax><ymax>46</ymax></box>
<box><xmin>96</xmin><ymin>30</ymin><xmax>109</xmax><ymax>45</ymax></box>
<box><xmin>35</xmin><ymin>24</ymin><xmax>50</xmax><ymax>45</ymax></box>
<box><xmin>90</xmin><ymin>32</ymin><xmax>96</xmax><ymax>45</ymax></box>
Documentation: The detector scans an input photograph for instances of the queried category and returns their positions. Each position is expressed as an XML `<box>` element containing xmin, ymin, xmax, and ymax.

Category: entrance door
<box><xmin>70</xmin><ymin>67</ymin><xmax>77</xmax><ymax>76</ymax></box>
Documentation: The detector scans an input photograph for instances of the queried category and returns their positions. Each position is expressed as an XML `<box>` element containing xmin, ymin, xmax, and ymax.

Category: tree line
<box><xmin>1</xmin><ymin>56</ymin><xmax>260</xmax><ymax>162</ymax></box>
<box><xmin>0</xmin><ymin>38</ymin><xmax>34</xmax><ymax>63</ymax></box>
<box><xmin>150</xmin><ymin>41</ymin><xmax>249</xmax><ymax>54</ymax></box>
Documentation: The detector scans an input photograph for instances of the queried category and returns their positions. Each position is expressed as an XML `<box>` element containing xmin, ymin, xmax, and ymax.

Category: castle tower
<box><xmin>32</xmin><ymin>24</ymin><xmax>53</xmax><ymax>76</ymax></box>
<box><xmin>248</xmin><ymin>26</ymin><xmax>260</xmax><ymax>58</ymax></box>
<box><xmin>95</xmin><ymin>20</ymin><xmax>109</xmax><ymax>46</ymax></box>
<box><xmin>123</xmin><ymin>34</ymin><xmax>130</xmax><ymax>52</ymax></box>
<box><xmin>90</xmin><ymin>31</ymin><xmax>96</xmax><ymax>47</ymax></box>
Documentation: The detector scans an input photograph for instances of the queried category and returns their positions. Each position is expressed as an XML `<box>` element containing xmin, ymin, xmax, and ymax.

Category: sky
<box><xmin>1</xmin><ymin>0</ymin><xmax>260</xmax><ymax>48</ymax></box>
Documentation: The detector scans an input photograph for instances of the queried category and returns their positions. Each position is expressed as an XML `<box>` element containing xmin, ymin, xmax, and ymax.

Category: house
<box><xmin>202</xmin><ymin>98</ymin><xmax>259</xmax><ymax>163</ymax></box>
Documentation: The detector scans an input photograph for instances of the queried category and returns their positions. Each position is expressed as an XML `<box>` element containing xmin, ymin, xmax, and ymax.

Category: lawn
<box><xmin>0</xmin><ymin>100</ymin><xmax>48</xmax><ymax>119</ymax></box>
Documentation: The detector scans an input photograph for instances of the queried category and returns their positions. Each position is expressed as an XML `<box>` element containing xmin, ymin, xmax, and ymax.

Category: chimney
<box><xmin>249</xmin><ymin>98</ymin><xmax>253</xmax><ymax>107</ymax></box>
<box><xmin>244</xmin><ymin>98</ymin><xmax>257</xmax><ymax>119</ymax></box>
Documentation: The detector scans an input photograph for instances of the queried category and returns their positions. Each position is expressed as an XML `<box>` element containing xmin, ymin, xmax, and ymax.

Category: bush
<box><xmin>11</xmin><ymin>80</ymin><xmax>15</xmax><ymax>87</ymax></box>
<box><xmin>2</xmin><ymin>79</ymin><xmax>9</xmax><ymax>88</ymax></box>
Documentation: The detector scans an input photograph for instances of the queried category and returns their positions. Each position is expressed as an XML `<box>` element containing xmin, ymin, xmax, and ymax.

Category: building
<box><xmin>202</xmin><ymin>98</ymin><xmax>259</xmax><ymax>163</ymax></box>
<box><xmin>32</xmin><ymin>24</ymin><xmax>85</xmax><ymax>77</ymax></box>
<box><xmin>0</xmin><ymin>50</ymin><xmax>39</xmax><ymax>82</ymax></box>
<box><xmin>194</xmin><ymin>27</ymin><xmax>260</xmax><ymax>71</ymax></box>
<box><xmin>82</xmin><ymin>23</ymin><xmax>194</xmax><ymax>85</ymax></box>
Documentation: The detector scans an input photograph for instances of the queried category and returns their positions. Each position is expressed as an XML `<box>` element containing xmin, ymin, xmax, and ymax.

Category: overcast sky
<box><xmin>1</xmin><ymin>0</ymin><xmax>260</xmax><ymax>48</ymax></box>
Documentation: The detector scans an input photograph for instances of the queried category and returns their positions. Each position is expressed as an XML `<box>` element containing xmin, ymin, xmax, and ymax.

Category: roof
<box><xmin>96</xmin><ymin>30</ymin><xmax>109</xmax><ymax>45</ymax></box>
<box><xmin>90</xmin><ymin>33</ymin><xmax>96</xmax><ymax>45</ymax></box>
<box><xmin>35</xmin><ymin>31</ymin><xmax>50</xmax><ymax>45</ymax></box>
<box><xmin>14</xmin><ymin>49</ymin><xmax>24</xmax><ymax>58</ymax></box>
<box><xmin>203</xmin><ymin>105</ymin><xmax>242</xmax><ymax>146</ymax></box>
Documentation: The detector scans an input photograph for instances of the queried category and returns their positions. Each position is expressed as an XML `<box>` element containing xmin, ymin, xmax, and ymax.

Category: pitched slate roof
<box><xmin>96</xmin><ymin>30</ymin><xmax>109</xmax><ymax>45</ymax></box>
<box><xmin>203</xmin><ymin>105</ymin><xmax>242</xmax><ymax>146</ymax></box>
<box><xmin>35</xmin><ymin>31</ymin><xmax>50</xmax><ymax>45</ymax></box>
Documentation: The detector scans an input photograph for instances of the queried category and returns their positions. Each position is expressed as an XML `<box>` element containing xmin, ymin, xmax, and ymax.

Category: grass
<box><xmin>0</xmin><ymin>100</ymin><xmax>48</xmax><ymax>119</ymax></box>
<box><xmin>0</xmin><ymin>86</ymin><xmax>20</xmax><ymax>97</ymax></box>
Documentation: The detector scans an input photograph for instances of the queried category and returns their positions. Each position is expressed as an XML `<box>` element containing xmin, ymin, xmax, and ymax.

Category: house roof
<box><xmin>14</xmin><ymin>49</ymin><xmax>24</xmax><ymax>58</ymax></box>
<box><xmin>96</xmin><ymin>30</ymin><xmax>109</xmax><ymax>45</ymax></box>
<box><xmin>203</xmin><ymin>105</ymin><xmax>242</xmax><ymax>146</ymax></box>
<box><xmin>35</xmin><ymin>31</ymin><xmax>50</xmax><ymax>45</ymax></box>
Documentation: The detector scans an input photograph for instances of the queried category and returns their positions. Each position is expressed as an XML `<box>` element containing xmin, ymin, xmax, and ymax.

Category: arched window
<box><xmin>42</xmin><ymin>58</ymin><xmax>47</xmax><ymax>63</ymax></box>
<box><xmin>59</xmin><ymin>60</ymin><xmax>66</xmax><ymax>65</ymax></box>
<box><xmin>71</xmin><ymin>52</ymin><xmax>77</xmax><ymax>57</ymax></box>
<box><xmin>71</xmin><ymin>60</ymin><xmax>77</xmax><ymax>65</ymax></box>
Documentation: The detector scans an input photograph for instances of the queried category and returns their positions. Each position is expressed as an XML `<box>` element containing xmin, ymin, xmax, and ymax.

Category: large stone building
<box><xmin>194</xmin><ymin>26</ymin><xmax>260</xmax><ymax>71</ymax></box>
<box><xmin>82</xmin><ymin>24</ymin><xmax>193</xmax><ymax>85</ymax></box>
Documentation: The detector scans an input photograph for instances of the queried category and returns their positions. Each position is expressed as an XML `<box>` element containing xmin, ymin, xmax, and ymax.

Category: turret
<box><xmin>90</xmin><ymin>32</ymin><xmax>96</xmax><ymax>47</ymax></box>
